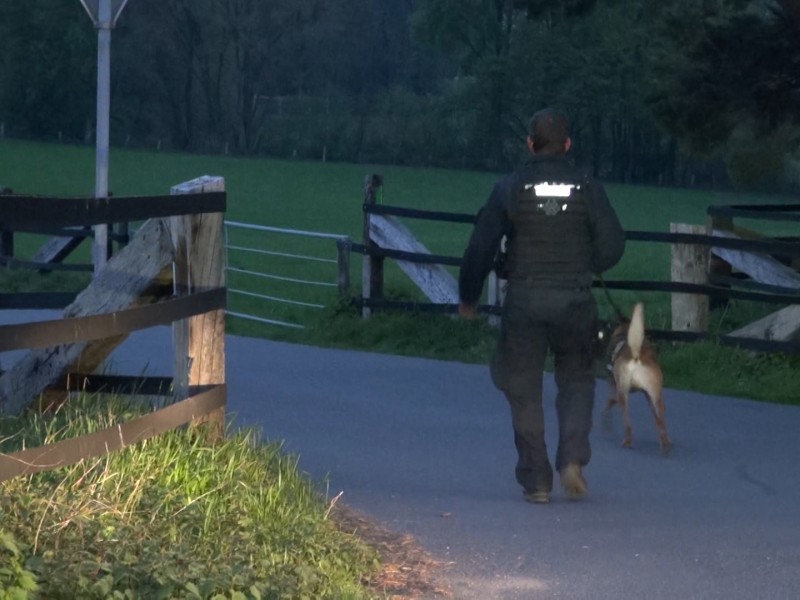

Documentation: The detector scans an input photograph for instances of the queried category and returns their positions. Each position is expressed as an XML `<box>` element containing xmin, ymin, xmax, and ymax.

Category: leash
<box><xmin>596</xmin><ymin>274</ymin><xmax>625</xmax><ymax>321</ymax></box>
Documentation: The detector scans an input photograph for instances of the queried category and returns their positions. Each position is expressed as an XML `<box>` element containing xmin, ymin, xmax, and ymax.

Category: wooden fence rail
<box><xmin>0</xmin><ymin>175</ymin><xmax>227</xmax><ymax>482</ymax></box>
<box><xmin>356</xmin><ymin>173</ymin><xmax>800</xmax><ymax>355</ymax></box>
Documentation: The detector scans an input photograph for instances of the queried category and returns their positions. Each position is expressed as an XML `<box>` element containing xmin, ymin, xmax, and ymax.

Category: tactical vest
<box><xmin>505</xmin><ymin>178</ymin><xmax>593</xmax><ymax>288</ymax></box>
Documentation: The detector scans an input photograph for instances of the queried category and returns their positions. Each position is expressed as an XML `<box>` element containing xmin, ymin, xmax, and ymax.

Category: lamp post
<box><xmin>79</xmin><ymin>0</ymin><xmax>129</xmax><ymax>273</ymax></box>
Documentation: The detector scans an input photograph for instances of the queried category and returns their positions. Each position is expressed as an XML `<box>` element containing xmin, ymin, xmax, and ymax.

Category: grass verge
<box><xmin>0</xmin><ymin>395</ymin><xmax>450</xmax><ymax>599</ymax></box>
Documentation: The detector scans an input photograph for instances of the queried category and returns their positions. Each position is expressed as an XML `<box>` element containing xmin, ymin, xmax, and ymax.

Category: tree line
<box><xmin>0</xmin><ymin>0</ymin><xmax>797</xmax><ymax>189</ymax></box>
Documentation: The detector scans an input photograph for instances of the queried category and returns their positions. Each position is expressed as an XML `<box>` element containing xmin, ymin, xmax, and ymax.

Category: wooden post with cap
<box><xmin>169</xmin><ymin>175</ymin><xmax>227</xmax><ymax>441</ymax></box>
<box><xmin>670</xmin><ymin>222</ymin><xmax>709</xmax><ymax>333</ymax></box>
<box><xmin>362</xmin><ymin>174</ymin><xmax>384</xmax><ymax>318</ymax></box>
<box><xmin>0</xmin><ymin>186</ymin><xmax>13</xmax><ymax>257</ymax></box>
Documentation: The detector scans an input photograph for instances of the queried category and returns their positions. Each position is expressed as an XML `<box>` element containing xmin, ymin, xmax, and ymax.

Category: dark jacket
<box><xmin>459</xmin><ymin>155</ymin><xmax>625</xmax><ymax>305</ymax></box>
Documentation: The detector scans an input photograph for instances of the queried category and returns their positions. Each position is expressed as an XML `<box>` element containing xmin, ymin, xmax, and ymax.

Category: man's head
<box><xmin>527</xmin><ymin>108</ymin><xmax>571</xmax><ymax>155</ymax></box>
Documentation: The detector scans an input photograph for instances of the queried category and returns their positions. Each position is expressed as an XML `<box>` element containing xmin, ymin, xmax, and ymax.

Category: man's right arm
<box><xmin>458</xmin><ymin>179</ymin><xmax>510</xmax><ymax>307</ymax></box>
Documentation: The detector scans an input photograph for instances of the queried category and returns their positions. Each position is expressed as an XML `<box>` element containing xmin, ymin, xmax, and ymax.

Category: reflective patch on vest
<box><xmin>530</xmin><ymin>183</ymin><xmax>576</xmax><ymax>197</ymax></box>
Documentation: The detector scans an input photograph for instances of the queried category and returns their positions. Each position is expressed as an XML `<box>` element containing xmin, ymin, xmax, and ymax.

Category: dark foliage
<box><xmin>645</xmin><ymin>0</ymin><xmax>800</xmax><ymax>184</ymax></box>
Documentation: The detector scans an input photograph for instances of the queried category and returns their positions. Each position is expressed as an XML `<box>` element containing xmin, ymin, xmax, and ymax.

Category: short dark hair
<box><xmin>529</xmin><ymin>108</ymin><xmax>570</xmax><ymax>154</ymax></box>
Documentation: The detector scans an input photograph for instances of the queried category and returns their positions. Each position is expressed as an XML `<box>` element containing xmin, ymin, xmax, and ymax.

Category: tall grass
<box><xmin>0</xmin><ymin>395</ymin><xmax>380</xmax><ymax>599</ymax></box>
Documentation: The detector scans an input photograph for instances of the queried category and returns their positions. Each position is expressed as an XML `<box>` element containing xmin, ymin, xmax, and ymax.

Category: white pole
<box><xmin>93</xmin><ymin>0</ymin><xmax>112</xmax><ymax>273</ymax></box>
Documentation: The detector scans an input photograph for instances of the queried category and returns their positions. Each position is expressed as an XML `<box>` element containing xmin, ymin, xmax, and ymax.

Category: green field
<box><xmin>1</xmin><ymin>138</ymin><xmax>798</xmax><ymax>404</ymax></box>
<box><xmin>0</xmin><ymin>137</ymin><xmax>798</xmax><ymax>598</ymax></box>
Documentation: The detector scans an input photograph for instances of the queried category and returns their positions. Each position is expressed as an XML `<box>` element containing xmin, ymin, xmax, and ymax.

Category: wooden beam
<box><xmin>709</xmin><ymin>228</ymin><xmax>800</xmax><ymax>343</ymax></box>
<box><xmin>369</xmin><ymin>214</ymin><xmax>458</xmax><ymax>304</ymax></box>
<box><xmin>0</xmin><ymin>218</ymin><xmax>175</xmax><ymax>415</ymax></box>
<box><xmin>31</xmin><ymin>228</ymin><xmax>91</xmax><ymax>267</ymax></box>
<box><xmin>728</xmin><ymin>305</ymin><xmax>800</xmax><ymax>342</ymax></box>
<box><xmin>712</xmin><ymin>229</ymin><xmax>800</xmax><ymax>289</ymax></box>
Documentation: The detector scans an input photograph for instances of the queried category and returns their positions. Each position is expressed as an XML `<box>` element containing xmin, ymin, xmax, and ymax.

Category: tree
<box><xmin>497</xmin><ymin>0</ymin><xmax>719</xmax><ymax>185</ymax></box>
<box><xmin>0</xmin><ymin>0</ymin><xmax>94</xmax><ymax>141</ymax></box>
<box><xmin>410</xmin><ymin>0</ymin><xmax>601</xmax><ymax>168</ymax></box>
<box><xmin>410</xmin><ymin>0</ymin><xmax>525</xmax><ymax>167</ymax></box>
<box><xmin>115</xmin><ymin>0</ymin><xmax>327</xmax><ymax>153</ymax></box>
<box><xmin>644</xmin><ymin>0</ymin><xmax>800</xmax><ymax>185</ymax></box>
<box><xmin>114</xmin><ymin>0</ymin><xmax>211</xmax><ymax>150</ymax></box>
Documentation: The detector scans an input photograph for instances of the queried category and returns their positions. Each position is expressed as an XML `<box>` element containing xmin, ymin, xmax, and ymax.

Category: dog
<box><xmin>604</xmin><ymin>302</ymin><xmax>672</xmax><ymax>454</ymax></box>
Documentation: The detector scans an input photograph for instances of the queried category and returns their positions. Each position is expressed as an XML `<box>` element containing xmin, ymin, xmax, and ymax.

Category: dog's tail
<box><xmin>627</xmin><ymin>302</ymin><xmax>645</xmax><ymax>361</ymax></box>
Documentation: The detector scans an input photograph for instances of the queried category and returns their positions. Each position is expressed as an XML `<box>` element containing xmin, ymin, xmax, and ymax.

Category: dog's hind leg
<box><xmin>645</xmin><ymin>390</ymin><xmax>672</xmax><ymax>455</ymax></box>
<box><xmin>617</xmin><ymin>390</ymin><xmax>633</xmax><ymax>448</ymax></box>
<box><xmin>602</xmin><ymin>380</ymin><xmax>618</xmax><ymax>434</ymax></box>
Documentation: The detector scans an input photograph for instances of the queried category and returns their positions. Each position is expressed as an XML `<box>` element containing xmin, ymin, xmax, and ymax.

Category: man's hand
<box><xmin>458</xmin><ymin>302</ymin><xmax>477</xmax><ymax>320</ymax></box>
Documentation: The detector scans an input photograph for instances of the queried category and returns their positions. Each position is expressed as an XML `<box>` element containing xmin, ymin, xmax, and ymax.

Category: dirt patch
<box><xmin>330</xmin><ymin>502</ymin><xmax>452</xmax><ymax>599</ymax></box>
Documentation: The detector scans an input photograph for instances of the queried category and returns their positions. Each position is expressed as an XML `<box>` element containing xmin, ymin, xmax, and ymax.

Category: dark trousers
<box><xmin>490</xmin><ymin>283</ymin><xmax>597</xmax><ymax>493</ymax></box>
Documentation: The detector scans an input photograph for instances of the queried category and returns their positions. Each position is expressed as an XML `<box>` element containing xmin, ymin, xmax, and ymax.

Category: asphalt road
<box><xmin>3</xmin><ymin>311</ymin><xmax>800</xmax><ymax>599</ymax></box>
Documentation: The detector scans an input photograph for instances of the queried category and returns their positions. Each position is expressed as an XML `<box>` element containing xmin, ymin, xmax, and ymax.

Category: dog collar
<box><xmin>610</xmin><ymin>339</ymin><xmax>625</xmax><ymax>363</ymax></box>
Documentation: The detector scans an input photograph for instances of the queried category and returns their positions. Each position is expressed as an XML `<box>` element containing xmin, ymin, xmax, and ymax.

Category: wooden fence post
<box><xmin>670</xmin><ymin>223</ymin><xmax>709</xmax><ymax>332</ymax></box>
<box><xmin>116</xmin><ymin>221</ymin><xmax>130</xmax><ymax>250</ymax></box>
<box><xmin>169</xmin><ymin>175</ymin><xmax>226</xmax><ymax>440</ymax></box>
<box><xmin>707</xmin><ymin>212</ymin><xmax>734</xmax><ymax>308</ymax></box>
<box><xmin>0</xmin><ymin>230</ymin><xmax>12</xmax><ymax>258</ymax></box>
<box><xmin>336</xmin><ymin>237</ymin><xmax>352</xmax><ymax>297</ymax></box>
<box><xmin>362</xmin><ymin>174</ymin><xmax>384</xmax><ymax>318</ymax></box>
<box><xmin>0</xmin><ymin>186</ymin><xmax>13</xmax><ymax>257</ymax></box>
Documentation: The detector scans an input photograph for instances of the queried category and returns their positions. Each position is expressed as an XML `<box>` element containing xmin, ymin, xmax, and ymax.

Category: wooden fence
<box><xmin>0</xmin><ymin>176</ymin><xmax>227</xmax><ymax>482</ymax></box>
<box><xmin>353</xmin><ymin>174</ymin><xmax>800</xmax><ymax>355</ymax></box>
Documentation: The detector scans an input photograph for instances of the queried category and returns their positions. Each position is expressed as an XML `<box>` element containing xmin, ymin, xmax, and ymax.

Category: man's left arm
<box><xmin>458</xmin><ymin>180</ymin><xmax>510</xmax><ymax>315</ymax></box>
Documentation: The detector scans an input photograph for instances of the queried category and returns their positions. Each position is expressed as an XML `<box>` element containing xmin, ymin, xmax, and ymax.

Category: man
<box><xmin>459</xmin><ymin>108</ymin><xmax>625</xmax><ymax>504</ymax></box>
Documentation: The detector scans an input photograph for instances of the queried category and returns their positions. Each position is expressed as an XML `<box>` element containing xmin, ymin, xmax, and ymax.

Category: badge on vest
<box><xmin>523</xmin><ymin>182</ymin><xmax>579</xmax><ymax>216</ymax></box>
